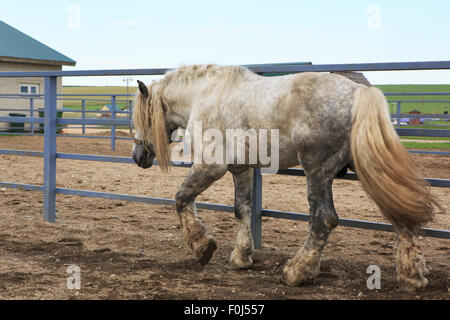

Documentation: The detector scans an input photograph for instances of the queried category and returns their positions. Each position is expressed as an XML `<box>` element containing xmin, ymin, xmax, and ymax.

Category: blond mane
<box><xmin>133</xmin><ymin>64</ymin><xmax>250</xmax><ymax>171</ymax></box>
<box><xmin>161</xmin><ymin>64</ymin><xmax>250</xmax><ymax>87</ymax></box>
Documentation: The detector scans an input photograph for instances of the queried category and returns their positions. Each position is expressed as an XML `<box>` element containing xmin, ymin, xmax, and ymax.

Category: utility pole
<box><xmin>123</xmin><ymin>77</ymin><xmax>133</xmax><ymax>108</ymax></box>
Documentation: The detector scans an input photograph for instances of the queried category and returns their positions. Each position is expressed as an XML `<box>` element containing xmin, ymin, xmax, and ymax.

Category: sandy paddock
<box><xmin>0</xmin><ymin>133</ymin><xmax>448</xmax><ymax>299</ymax></box>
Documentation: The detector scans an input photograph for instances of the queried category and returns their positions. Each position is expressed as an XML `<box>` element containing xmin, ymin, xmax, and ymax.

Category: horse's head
<box><xmin>132</xmin><ymin>80</ymin><xmax>155</xmax><ymax>168</ymax></box>
<box><xmin>132</xmin><ymin>80</ymin><xmax>170</xmax><ymax>170</ymax></box>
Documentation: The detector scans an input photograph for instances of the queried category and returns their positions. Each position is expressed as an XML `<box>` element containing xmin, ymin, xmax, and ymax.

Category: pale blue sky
<box><xmin>2</xmin><ymin>0</ymin><xmax>450</xmax><ymax>85</ymax></box>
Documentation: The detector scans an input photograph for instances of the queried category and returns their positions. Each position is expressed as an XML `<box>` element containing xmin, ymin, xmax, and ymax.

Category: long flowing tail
<box><xmin>351</xmin><ymin>86</ymin><xmax>440</xmax><ymax>234</ymax></box>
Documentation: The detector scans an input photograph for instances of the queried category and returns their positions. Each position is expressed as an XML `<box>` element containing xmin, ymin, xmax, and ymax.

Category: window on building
<box><xmin>19</xmin><ymin>84</ymin><xmax>39</xmax><ymax>94</ymax></box>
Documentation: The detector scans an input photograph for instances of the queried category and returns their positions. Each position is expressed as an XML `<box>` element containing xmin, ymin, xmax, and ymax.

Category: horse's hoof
<box><xmin>230</xmin><ymin>250</ymin><xmax>253</xmax><ymax>270</ymax></box>
<box><xmin>396</xmin><ymin>238</ymin><xmax>430</xmax><ymax>292</ymax></box>
<box><xmin>398</xmin><ymin>276</ymin><xmax>429</xmax><ymax>292</ymax></box>
<box><xmin>281</xmin><ymin>256</ymin><xmax>320</xmax><ymax>286</ymax></box>
<box><xmin>196</xmin><ymin>237</ymin><xmax>217</xmax><ymax>266</ymax></box>
<box><xmin>281</xmin><ymin>269</ymin><xmax>317</xmax><ymax>286</ymax></box>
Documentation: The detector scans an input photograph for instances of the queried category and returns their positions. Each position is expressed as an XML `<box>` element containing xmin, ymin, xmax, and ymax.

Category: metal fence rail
<box><xmin>0</xmin><ymin>61</ymin><xmax>449</xmax><ymax>248</ymax></box>
<box><xmin>0</xmin><ymin>92</ymin><xmax>134</xmax><ymax>147</ymax></box>
<box><xmin>0</xmin><ymin>154</ymin><xmax>448</xmax><ymax>241</ymax></box>
<box><xmin>1</xmin><ymin>91</ymin><xmax>448</xmax><ymax>153</ymax></box>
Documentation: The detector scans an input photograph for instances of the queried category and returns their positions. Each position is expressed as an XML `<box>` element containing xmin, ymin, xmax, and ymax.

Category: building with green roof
<box><xmin>0</xmin><ymin>20</ymin><xmax>76</xmax><ymax>129</ymax></box>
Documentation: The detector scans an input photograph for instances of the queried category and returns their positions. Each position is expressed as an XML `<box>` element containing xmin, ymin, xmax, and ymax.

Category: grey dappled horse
<box><xmin>131</xmin><ymin>64</ymin><xmax>440</xmax><ymax>291</ymax></box>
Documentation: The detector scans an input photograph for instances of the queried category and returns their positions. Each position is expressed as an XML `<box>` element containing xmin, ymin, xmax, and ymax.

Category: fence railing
<box><xmin>1</xmin><ymin>92</ymin><xmax>449</xmax><ymax>153</ymax></box>
<box><xmin>0</xmin><ymin>61</ymin><xmax>449</xmax><ymax>248</ymax></box>
<box><xmin>0</xmin><ymin>93</ymin><xmax>134</xmax><ymax>149</ymax></box>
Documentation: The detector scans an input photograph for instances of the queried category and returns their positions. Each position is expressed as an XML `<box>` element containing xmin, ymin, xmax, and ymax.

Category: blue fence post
<box><xmin>111</xmin><ymin>95</ymin><xmax>116</xmax><ymax>151</ymax></box>
<box><xmin>251</xmin><ymin>168</ymin><xmax>263</xmax><ymax>249</ymax></box>
<box><xmin>29</xmin><ymin>98</ymin><xmax>34</xmax><ymax>135</ymax></box>
<box><xmin>43</xmin><ymin>76</ymin><xmax>57</xmax><ymax>223</ymax></box>
<box><xmin>82</xmin><ymin>99</ymin><xmax>86</xmax><ymax>135</ymax></box>
<box><xmin>396</xmin><ymin>101</ymin><xmax>401</xmax><ymax>128</ymax></box>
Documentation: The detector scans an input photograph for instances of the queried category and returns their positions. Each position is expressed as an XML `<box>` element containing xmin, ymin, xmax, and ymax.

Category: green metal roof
<box><xmin>0</xmin><ymin>21</ymin><xmax>76</xmax><ymax>66</ymax></box>
<box><xmin>244</xmin><ymin>61</ymin><xmax>312</xmax><ymax>76</ymax></box>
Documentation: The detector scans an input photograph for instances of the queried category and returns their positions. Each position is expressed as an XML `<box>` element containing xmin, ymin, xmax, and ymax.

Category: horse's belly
<box><xmin>249</xmin><ymin>141</ymin><xmax>299</xmax><ymax>171</ymax></box>
<box><xmin>277</xmin><ymin>143</ymin><xmax>300</xmax><ymax>169</ymax></box>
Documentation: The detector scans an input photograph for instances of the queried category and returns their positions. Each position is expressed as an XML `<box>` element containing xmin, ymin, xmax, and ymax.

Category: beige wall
<box><xmin>0</xmin><ymin>61</ymin><xmax>63</xmax><ymax>130</ymax></box>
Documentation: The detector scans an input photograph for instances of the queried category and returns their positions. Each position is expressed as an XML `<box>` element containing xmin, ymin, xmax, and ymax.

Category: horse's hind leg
<box><xmin>229</xmin><ymin>167</ymin><xmax>254</xmax><ymax>269</ymax></box>
<box><xmin>395</xmin><ymin>226</ymin><xmax>430</xmax><ymax>291</ymax></box>
<box><xmin>175</xmin><ymin>164</ymin><xmax>227</xmax><ymax>265</ymax></box>
<box><xmin>282</xmin><ymin>151</ymin><xmax>347</xmax><ymax>286</ymax></box>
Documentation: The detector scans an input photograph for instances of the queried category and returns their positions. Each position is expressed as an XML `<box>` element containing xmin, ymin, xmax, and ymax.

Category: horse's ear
<box><xmin>137</xmin><ymin>80</ymin><xmax>149</xmax><ymax>99</ymax></box>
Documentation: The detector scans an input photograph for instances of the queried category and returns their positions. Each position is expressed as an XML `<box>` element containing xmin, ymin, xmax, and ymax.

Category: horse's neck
<box><xmin>164</xmin><ymin>68</ymin><xmax>252</xmax><ymax>129</ymax></box>
<box><xmin>166</xmin><ymin>107</ymin><xmax>189</xmax><ymax>130</ymax></box>
<box><xmin>164</xmin><ymin>90</ymin><xmax>192</xmax><ymax>130</ymax></box>
<box><xmin>164</xmin><ymin>79</ymin><xmax>208</xmax><ymax>129</ymax></box>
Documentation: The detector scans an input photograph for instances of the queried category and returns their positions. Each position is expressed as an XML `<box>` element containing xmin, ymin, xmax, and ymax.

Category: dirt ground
<box><xmin>0</xmin><ymin>133</ymin><xmax>448</xmax><ymax>300</ymax></box>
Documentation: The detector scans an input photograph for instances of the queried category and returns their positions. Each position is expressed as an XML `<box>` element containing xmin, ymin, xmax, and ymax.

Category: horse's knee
<box><xmin>323</xmin><ymin>209</ymin><xmax>339</xmax><ymax>231</ymax></box>
<box><xmin>234</xmin><ymin>202</ymin><xmax>251</xmax><ymax>220</ymax></box>
<box><xmin>234</xmin><ymin>206</ymin><xmax>243</xmax><ymax>219</ymax></box>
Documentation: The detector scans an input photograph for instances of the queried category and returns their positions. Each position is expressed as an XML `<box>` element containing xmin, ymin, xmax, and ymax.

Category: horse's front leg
<box><xmin>229</xmin><ymin>167</ymin><xmax>254</xmax><ymax>269</ymax></box>
<box><xmin>175</xmin><ymin>164</ymin><xmax>228</xmax><ymax>265</ymax></box>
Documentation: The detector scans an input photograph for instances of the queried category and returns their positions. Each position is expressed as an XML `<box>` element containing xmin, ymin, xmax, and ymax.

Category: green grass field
<box><xmin>400</xmin><ymin>123</ymin><xmax>449</xmax><ymax>129</ymax></box>
<box><xmin>63</xmin><ymin>84</ymin><xmax>450</xmax><ymax>114</ymax></box>
<box><xmin>401</xmin><ymin>136</ymin><xmax>450</xmax><ymax>141</ymax></box>
<box><xmin>12</xmin><ymin>82</ymin><xmax>450</xmax><ymax>151</ymax></box>
<box><xmin>61</xmin><ymin>85</ymin><xmax>449</xmax><ymax>149</ymax></box>
<box><xmin>62</xmin><ymin>86</ymin><xmax>137</xmax><ymax>111</ymax></box>
<box><xmin>401</xmin><ymin>141</ymin><xmax>450</xmax><ymax>149</ymax></box>
<box><xmin>375</xmin><ymin>84</ymin><xmax>450</xmax><ymax>114</ymax></box>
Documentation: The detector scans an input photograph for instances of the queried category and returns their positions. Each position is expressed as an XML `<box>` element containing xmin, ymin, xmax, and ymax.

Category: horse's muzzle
<box><xmin>132</xmin><ymin>140</ymin><xmax>155</xmax><ymax>169</ymax></box>
<box><xmin>133</xmin><ymin>152</ymin><xmax>154</xmax><ymax>169</ymax></box>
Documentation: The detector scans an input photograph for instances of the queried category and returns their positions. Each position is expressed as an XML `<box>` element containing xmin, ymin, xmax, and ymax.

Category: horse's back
<box><xmin>234</xmin><ymin>72</ymin><xmax>362</xmax><ymax>149</ymax></box>
<box><xmin>191</xmin><ymin>71</ymin><xmax>363</xmax><ymax>168</ymax></box>
<box><xmin>227</xmin><ymin>71</ymin><xmax>362</xmax><ymax>128</ymax></box>
<box><xmin>287</xmin><ymin>72</ymin><xmax>363</xmax><ymax>150</ymax></box>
